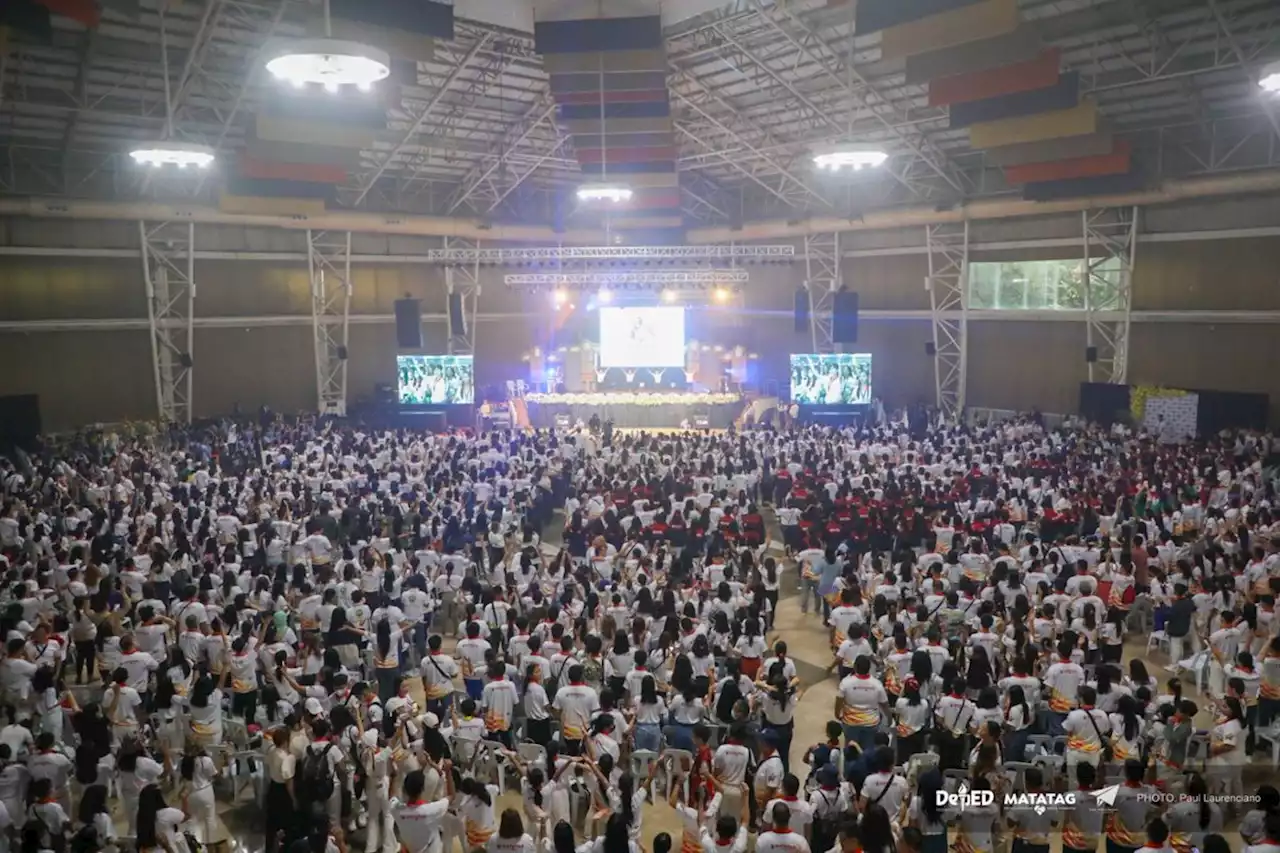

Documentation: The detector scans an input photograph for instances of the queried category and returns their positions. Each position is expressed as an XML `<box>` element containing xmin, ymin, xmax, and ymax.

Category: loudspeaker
<box><xmin>1086</xmin><ymin>345</ymin><xmax>1098</xmax><ymax>363</ymax></box>
<box><xmin>447</xmin><ymin>292</ymin><xmax>466</xmax><ymax>339</ymax></box>
<box><xmin>833</xmin><ymin>289</ymin><xmax>860</xmax><ymax>343</ymax></box>
<box><xmin>336</xmin><ymin>345</ymin><xmax>348</xmax><ymax>361</ymax></box>
<box><xmin>794</xmin><ymin>288</ymin><xmax>809</xmax><ymax>333</ymax></box>
<box><xmin>394</xmin><ymin>299</ymin><xmax>422</xmax><ymax>349</ymax></box>
<box><xmin>926</xmin><ymin>341</ymin><xmax>937</xmax><ymax>356</ymax></box>
<box><xmin>178</xmin><ymin>352</ymin><xmax>194</xmax><ymax>368</ymax></box>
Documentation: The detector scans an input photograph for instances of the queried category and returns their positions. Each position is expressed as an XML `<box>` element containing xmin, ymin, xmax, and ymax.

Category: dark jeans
<box><xmin>765</xmin><ymin>720</ymin><xmax>795</xmax><ymax>775</ymax></box>
<box><xmin>73</xmin><ymin>640</ymin><xmax>96</xmax><ymax>683</ymax></box>
<box><xmin>233</xmin><ymin>689</ymin><xmax>259</xmax><ymax>725</ymax></box>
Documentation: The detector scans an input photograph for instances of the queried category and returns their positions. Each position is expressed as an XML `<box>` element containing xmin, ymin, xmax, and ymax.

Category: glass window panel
<box><xmin>969</xmin><ymin>263</ymin><xmax>998</xmax><ymax>308</ymax></box>
<box><xmin>997</xmin><ymin>264</ymin><xmax>1028</xmax><ymax>309</ymax></box>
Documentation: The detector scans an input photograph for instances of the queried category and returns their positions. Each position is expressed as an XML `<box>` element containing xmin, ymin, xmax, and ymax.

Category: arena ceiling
<box><xmin>1</xmin><ymin>0</ymin><xmax>1279</xmax><ymax>226</ymax></box>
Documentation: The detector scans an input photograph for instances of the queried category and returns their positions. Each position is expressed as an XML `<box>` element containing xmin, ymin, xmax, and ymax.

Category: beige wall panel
<box><xmin>1132</xmin><ymin>238</ymin><xmax>1280</xmax><ymax>311</ymax></box>
<box><xmin>0</xmin><ymin>259</ymin><xmax>140</xmax><ymax>321</ymax></box>
<box><xmin>191</xmin><ymin>326</ymin><xmax>316</xmax><ymax>418</ymax></box>
<box><xmin>844</xmin><ymin>255</ymin><xmax>932</xmax><ymax>310</ymax></box>
<box><xmin>1127</xmin><ymin>323</ymin><xmax>1280</xmax><ymax>425</ymax></box>
<box><xmin>968</xmin><ymin>320</ymin><xmax>1087</xmax><ymax>414</ymax></box>
<box><xmin>0</xmin><ymin>331</ymin><xmax>154</xmax><ymax>430</ymax></box>
<box><xmin>195</xmin><ymin>262</ymin><xmax>310</xmax><ymax>317</ymax></box>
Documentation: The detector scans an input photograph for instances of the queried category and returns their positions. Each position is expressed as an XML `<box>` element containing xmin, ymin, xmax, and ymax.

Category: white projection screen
<box><xmin>598</xmin><ymin>306</ymin><xmax>686</xmax><ymax>368</ymax></box>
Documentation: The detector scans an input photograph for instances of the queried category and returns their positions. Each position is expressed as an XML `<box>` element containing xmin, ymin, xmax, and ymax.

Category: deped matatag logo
<box><xmin>937</xmin><ymin>783</ymin><xmax>1079</xmax><ymax>815</ymax></box>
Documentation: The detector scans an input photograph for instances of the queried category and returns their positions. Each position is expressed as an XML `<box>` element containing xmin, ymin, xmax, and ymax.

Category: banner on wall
<box><xmin>1142</xmin><ymin>392</ymin><xmax>1198</xmax><ymax>442</ymax></box>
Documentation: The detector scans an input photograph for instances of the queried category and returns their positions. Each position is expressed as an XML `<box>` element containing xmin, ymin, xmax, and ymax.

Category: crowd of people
<box><xmin>0</xmin><ymin>412</ymin><xmax>1277</xmax><ymax>853</ymax></box>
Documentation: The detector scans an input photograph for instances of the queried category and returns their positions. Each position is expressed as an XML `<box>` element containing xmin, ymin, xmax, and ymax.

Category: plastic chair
<box><xmin>1004</xmin><ymin>761</ymin><xmax>1035</xmax><ymax>791</ymax></box>
<box><xmin>518</xmin><ymin>742</ymin><xmax>548</xmax><ymax>770</ymax></box>
<box><xmin>1186</xmin><ymin>732</ymin><xmax>1210</xmax><ymax>772</ymax></box>
<box><xmin>659</xmin><ymin>748</ymin><xmax>693</xmax><ymax>800</ymax></box>
<box><xmin>630</xmin><ymin>749</ymin><xmax>660</xmax><ymax>800</ymax></box>
<box><xmin>942</xmin><ymin>769</ymin><xmax>968</xmax><ymax>793</ymax></box>
<box><xmin>1145</xmin><ymin>630</ymin><xmax>1170</xmax><ymax>657</ymax></box>
<box><xmin>1254</xmin><ymin>721</ymin><xmax>1280</xmax><ymax>770</ymax></box>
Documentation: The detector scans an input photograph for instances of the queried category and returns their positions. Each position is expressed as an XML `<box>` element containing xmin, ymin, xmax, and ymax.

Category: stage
<box><xmin>524</xmin><ymin>391</ymin><xmax>742</xmax><ymax>429</ymax></box>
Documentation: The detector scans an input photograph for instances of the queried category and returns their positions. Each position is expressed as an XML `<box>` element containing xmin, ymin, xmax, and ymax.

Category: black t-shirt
<box><xmin>1166</xmin><ymin>597</ymin><xmax>1196</xmax><ymax>638</ymax></box>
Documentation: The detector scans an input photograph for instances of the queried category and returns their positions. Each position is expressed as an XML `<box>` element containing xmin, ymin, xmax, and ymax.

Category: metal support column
<box><xmin>139</xmin><ymin>220</ymin><xmax>196</xmax><ymax>424</ymax></box>
<box><xmin>445</xmin><ymin>236</ymin><xmax>481</xmax><ymax>355</ymax></box>
<box><xmin>308</xmin><ymin>230</ymin><xmax>353</xmax><ymax>415</ymax></box>
<box><xmin>1082</xmin><ymin>207</ymin><xmax>1139</xmax><ymax>383</ymax></box>
<box><xmin>804</xmin><ymin>232</ymin><xmax>839</xmax><ymax>353</ymax></box>
<box><xmin>926</xmin><ymin>221</ymin><xmax>969</xmax><ymax>419</ymax></box>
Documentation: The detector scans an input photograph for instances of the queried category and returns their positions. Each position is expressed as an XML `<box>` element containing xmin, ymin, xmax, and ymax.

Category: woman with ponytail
<box><xmin>1166</xmin><ymin>774</ymin><xmax>1223</xmax><ymax>853</ymax></box>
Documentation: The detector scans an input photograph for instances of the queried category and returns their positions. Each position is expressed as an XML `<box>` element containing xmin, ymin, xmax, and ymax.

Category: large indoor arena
<box><xmin>1</xmin><ymin>1</ymin><xmax>1279</xmax><ymax>853</ymax></box>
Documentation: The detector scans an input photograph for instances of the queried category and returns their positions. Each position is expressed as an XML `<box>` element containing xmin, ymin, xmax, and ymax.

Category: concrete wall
<box><xmin>1</xmin><ymin>194</ymin><xmax>1279</xmax><ymax>430</ymax></box>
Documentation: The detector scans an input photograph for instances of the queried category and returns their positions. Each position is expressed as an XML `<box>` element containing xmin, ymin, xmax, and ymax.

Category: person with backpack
<box><xmin>297</xmin><ymin>718</ymin><xmax>344</xmax><ymax>828</ymax></box>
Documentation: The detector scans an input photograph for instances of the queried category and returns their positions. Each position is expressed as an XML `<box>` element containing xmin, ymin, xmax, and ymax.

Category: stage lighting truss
<box><xmin>503</xmin><ymin>270</ymin><xmax>749</xmax><ymax>290</ymax></box>
<box><xmin>428</xmin><ymin>245</ymin><xmax>793</xmax><ymax>265</ymax></box>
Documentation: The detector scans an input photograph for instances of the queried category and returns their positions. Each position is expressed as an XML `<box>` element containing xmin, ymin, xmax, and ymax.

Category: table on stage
<box><xmin>523</xmin><ymin>391</ymin><xmax>742</xmax><ymax>429</ymax></box>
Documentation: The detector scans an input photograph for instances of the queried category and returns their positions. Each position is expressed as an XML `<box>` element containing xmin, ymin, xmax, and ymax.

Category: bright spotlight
<box><xmin>713</xmin><ymin>287</ymin><xmax>730</xmax><ymax>302</ymax></box>
<box><xmin>1263</xmin><ymin>60</ymin><xmax>1280</xmax><ymax>93</ymax></box>
<box><xmin>552</xmin><ymin>290</ymin><xmax>568</xmax><ymax>305</ymax></box>
<box><xmin>661</xmin><ymin>290</ymin><xmax>677</xmax><ymax>303</ymax></box>
<box><xmin>598</xmin><ymin>289</ymin><xmax>613</xmax><ymax>304</ymax></box>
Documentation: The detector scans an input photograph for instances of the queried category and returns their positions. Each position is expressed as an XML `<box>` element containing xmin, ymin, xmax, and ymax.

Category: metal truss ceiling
<box><xmin>0</xmin><ymin>0</ymin><xmax>1278</xmax><ymax>224</ymax></box>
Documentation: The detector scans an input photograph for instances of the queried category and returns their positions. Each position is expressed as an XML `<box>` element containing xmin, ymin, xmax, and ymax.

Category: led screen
<box><xmin>397</xmin><ymin>355</ymin><xmax>475</xmax><ymax>405</ymax></box>
<box><xmin>789</xmin><ymin>353</ymin><xmax>873</xmax><ymax>405</ymax></box>
<box><xmin>598</xmin><ymin>306</ymin><xmax>686</xmax><ymax>368</ymax></box>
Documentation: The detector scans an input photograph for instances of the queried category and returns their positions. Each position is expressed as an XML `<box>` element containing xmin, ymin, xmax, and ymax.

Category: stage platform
<box><xmin>524</xmin><ymin>391</ymin><xmax>742</xmax><ymax>429</ymax></box>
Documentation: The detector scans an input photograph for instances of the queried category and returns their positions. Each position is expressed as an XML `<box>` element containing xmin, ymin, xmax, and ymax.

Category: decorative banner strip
<box><xmin>225</xmin><ymin>176</ymin><xmax>337</xmax><ymax>201</ymax></box>
<box><xmin>575</xmin><ymin>146</ymin><xmax>679</xmax><ymax>164</ymax></box>
<box><xmin>856</xmin><ymin>0</ymin><xmax>983</xmax><ymax>35</ymax></box>
<box><xmin>571</xmin><ymin>131</ymin><xmax>675</xmax><ymax>149</ymax></box>
<box><xmin>904</xmin><ymin>28</ymin><xmax>1041</xmax><ymax>84</ymax></box>
<box><xmin>255</xmin><ymin>115</ymin><xmax>378</xmax><ymax>149</ymax></box>
<box><xmin>0</xmin><ymin>2</ymin><xmax>52</xmax><ymax>40</ymax></box>
<box><xmin>949</xmin><ymin>71</ymin><xmax>1079</xmax><ymax>129</ymax></box>
<box><xmin>555</xmin><ymin>89</ymin><xmax>670</xmax><ymax>106</ymax></box>
<box><xmin>928</xmin><ymin>48</ymin><xmax>1060</xmax><ymax>107</ymax></box>
<box><xmin>239</xmin><ymin>155</ymin><xmax>348</xmax><ymax>185</ymax></box>
<box><xmin>879</xmin><ymin>0</ymin><xmax>1019</xmax><ymax>62</ymax></box>
<box><xmin>544</xmin><ymin>52</ymin><xmax>667</xmax><ymax>75</ymax></box>
<box><xmin>561</xmin><ymin>116</ymin><xmax>674</xmax><ymax>135</ymax></box>
<box><xmin>984</xmin><ymin>131</ymin><xmax>1113</xmax><ymax>167</ymax></box>
<box><xmin>1021</xmin><ymin>169</ymin><xmax>1145</xmax><ymax>202</ymax></box>
<box><xmin>35</xmin><ymin>0</ymin><xmax>99</xmax><ymax>27</ymax></box>
<box><xmin>328</xmin><ymin>0</ymin><xmax>453</xmax><ymax>39</ymax></box>
<box><xmin>969</xmin><ymin>99</ymin><xmax>1097</xmax><ymax>149</ymax></box>
<box><xmin>579</xmin><ymin>161</ymin><xmax>677</xmax><ymax>176</ymax></box>
<box><xmin>549</xmin><ymin>70</ymin><xmax>667</xmax><ymax>94</ymax></box>
<box><xmin>558</xmin><ymin>100</ymin><xmax>670</xmax><ymax>121</ymax></box>
<box><xmin>535</xmin><ymin>16</ymin><xmax>663</xmax><ymax>54</ymax></box>
<box><xmin>1004</xmin><ymin>141</ymin><xmax>1131</xmax><ymax>184</ymax></box>
<box><xmin>245</xmin><ymin>137</ymin><xmax>363</xmax><ymax>169</ymax></box>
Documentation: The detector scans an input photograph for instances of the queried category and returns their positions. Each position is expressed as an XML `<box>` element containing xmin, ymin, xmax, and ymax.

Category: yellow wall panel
<box><xmin>0</xmin><ymin>259</ymin><xmax>140</xmax><ymax>321</ymax></box>
<box><xmin>1132</xmin><ymin>238</ymin><xmax>1280</xmax><ymax>312</ymax></box>
<box><xmin>969</xmin><ymin>100</ymin><xmax>1097</xmax><ymax>150</ymax></box>
<box><xmin>968</xmin><ymin>320</ymin><xmax>1088</xmax><ymax>414</ymax></box>
<box><xmin>1128</xmin><ymin>323</ymin><xmax>1280</xmax><ymax>425</ymax></box>
<box><xmin>844</xmin><ymin>255</ymin><xmax>932</xmax><ymax>311</ymax></box>
<box><xmin>0</xmin><ymin>331</ymin><xmax>154</xmax><ymax>430</ymax></box>
<box><xmin>879</xmin><ymin>0</ymin><xmax>1019</xmax><ymax>62</ymax></box>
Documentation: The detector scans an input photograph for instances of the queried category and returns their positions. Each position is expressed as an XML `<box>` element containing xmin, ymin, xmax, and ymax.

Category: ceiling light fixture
<box><xmin>812</xmin><ymin>143</ymin><xmax>889</xmax><ymax>172</ymax></box>
<box><xmin>264</xmin><ymin>0</ymin><xmax>389</xmax><ymax>92</ymax></box>
<box><xmin>577</xmin><ymin>184</ymin><xmax>633</xmax><ymax>203</ymax></box>
<box><xmin>597</xmin><ymin>289</ymin><xmax>613</xmax><ymax>304</ymax></box>
<box><xmin>129</xmin><ymin>141</ymin><xmax>217</xmax><ymax>169</ymax></box>
<box><xmin>1261</xmin><ymin>60</ymin><xmax>1280</xmax><ymax>93</ymax></box>
<box><xmin>265</xmin><ymin>39</ymin><xmax>391</xmax><ymax>92</ymax></box>
<box><xmin>130</xmin><ymin>8</ymin><xmax>217</xmax><ymax>170</ymax></box>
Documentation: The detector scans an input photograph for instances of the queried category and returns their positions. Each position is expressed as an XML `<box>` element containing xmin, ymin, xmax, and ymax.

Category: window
<box><xmin>967</xmin><ymin>257</ymin><xmax>1121</xmax><ymax>310</ymax></box>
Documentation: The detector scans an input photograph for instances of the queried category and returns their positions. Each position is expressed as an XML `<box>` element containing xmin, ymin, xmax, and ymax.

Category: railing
<box><xmin>967</xmin><ymin>408</ymin><xmax>1070</xmax><ymax>430</ymax></box>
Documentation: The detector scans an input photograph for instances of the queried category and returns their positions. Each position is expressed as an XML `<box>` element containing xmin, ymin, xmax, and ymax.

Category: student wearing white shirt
<box><xmin>756</xmin><ymin>801</ymin><xmax>811</xmax><ymax>853</ymax></box>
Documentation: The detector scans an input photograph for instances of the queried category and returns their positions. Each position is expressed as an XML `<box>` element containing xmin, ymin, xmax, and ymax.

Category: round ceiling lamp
<box><xmin>1261</xmin><ymin>59</ymin><xmax>1280</xmax><ymax>93</ymax></box>
<box><xmin>812</xmin><ymin>143</ymin><xmax>889</xmax><ymax>172</ymax></box>
<box><xmin>577</xmin><ymin>184</ymin><xmax>633</xmax><ymax>203</ymax></box>
<box><xmin>265</xmin><ymin>38</ymin><xmax>391</xmax><ymax>92</ymax></box>
<box><xmin>129</xmin><ymin>141</ymin><xmax>217</xmax><ymax>169</ymax></box>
